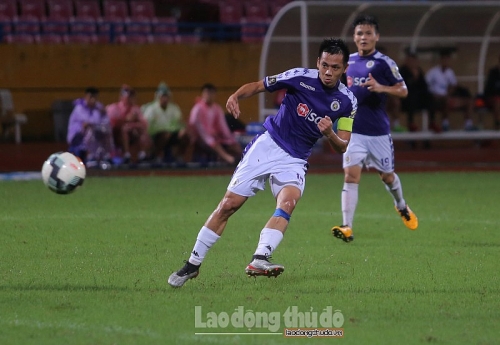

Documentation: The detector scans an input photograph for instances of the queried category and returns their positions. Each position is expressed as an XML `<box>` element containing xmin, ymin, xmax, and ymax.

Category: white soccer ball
<box><xmin>41</xmin><ymin>152</ymin><xmax>86</xmax><ymax>194</ymax></box>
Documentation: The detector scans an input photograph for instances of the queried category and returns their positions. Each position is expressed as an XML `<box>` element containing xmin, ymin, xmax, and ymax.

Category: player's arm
<box><xmin>226</xmin><ymin>80</ymin><xmax>266</xmax><ymax>119</ymax></box>
<box><xmin>361</xmin><ymin>73</ymin><xmax>408</xmax><ymax>98</ymax></box>
<box><xmin>318</xmin><ymin>116</ymin><xmax>351</xmax><ymax>154</ymax></box>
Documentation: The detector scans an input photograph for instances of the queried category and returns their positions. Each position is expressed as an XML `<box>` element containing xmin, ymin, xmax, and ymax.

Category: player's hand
<box><xmin>361</xmin><ymin>73</ymin><xmax>382</xmax><ymax>92</ymax></box>
<box><xmin>226</xmin><ymin>94</ymin><xmax>241</xmax><ymax>118</ymax></box>
<box><xmin>318</xmin><ymin>116</ymin><xmax>333</xmax><ymax>136</ymax></box>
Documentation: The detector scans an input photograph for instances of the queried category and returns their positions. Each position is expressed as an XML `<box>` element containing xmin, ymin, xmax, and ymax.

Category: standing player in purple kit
<box><xmin>331</xmin><ymin>14</ymin><xmax>418</xmax><ymax>243</ymax></box>
<box><xmin>168</xmin><ymin>38</ymin><xmax>357</xmax><ymax>288</ymax></box>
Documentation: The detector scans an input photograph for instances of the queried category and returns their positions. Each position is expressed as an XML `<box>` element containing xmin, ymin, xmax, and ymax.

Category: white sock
<box><xmin>384</xmin><ymin>173</ymin><xmax>406</xmax><ymax>210</ymax></box>
<box><xmin>341</xmin><ymin>182</ymin><xmax>358</xmax><ymax>228</ymax></box>
<box><xmin>254</xmin><ymin>228</ymin><xmax>284</xmax><ymax>257</ymax></box>
<box><xmin>188</xmin><ymin>226</ymin><xmax>220</xmax><ymax>265</ymax></box>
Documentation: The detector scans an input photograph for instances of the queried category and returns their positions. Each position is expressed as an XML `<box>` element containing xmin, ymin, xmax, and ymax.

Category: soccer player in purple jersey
<box><xmin>168</xmin><ymin>38</ymin><xmax>357</xmax><ymax>287</ymax></box>
<box><xmin>331</xmin><ymin>14</ymin><xmax>418</xmax><ymax>244</ymax></box>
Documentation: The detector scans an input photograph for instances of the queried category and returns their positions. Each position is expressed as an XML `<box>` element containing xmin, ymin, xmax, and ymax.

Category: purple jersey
<box><xmin>346</xmin><ymin>51</ymin><xmax>404</xmax><ymax>136</ymax></box>
<box><xmin>263</xmin><ymin>68</ymin><xmax>357</xmax><ymax>160</ymax></box>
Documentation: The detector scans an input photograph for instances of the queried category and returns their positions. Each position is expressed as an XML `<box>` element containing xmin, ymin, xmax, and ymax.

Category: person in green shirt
<box><xmin>142</xmin><ymin>83</ymin><xmax>190</xmax><ymax>164</ymax></box>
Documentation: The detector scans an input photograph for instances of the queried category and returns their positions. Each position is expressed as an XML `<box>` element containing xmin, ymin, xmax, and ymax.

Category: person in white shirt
<box><xmin>425</xmin><ymin>51</ymin><xmax>475</xmax><ymax>131</ymax></box>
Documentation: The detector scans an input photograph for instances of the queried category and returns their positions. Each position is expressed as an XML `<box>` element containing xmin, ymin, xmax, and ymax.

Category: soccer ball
<box><xmin>41</xmin><ymin>152</ymin><xmax>86</xmax><ymax>194</ymax></box>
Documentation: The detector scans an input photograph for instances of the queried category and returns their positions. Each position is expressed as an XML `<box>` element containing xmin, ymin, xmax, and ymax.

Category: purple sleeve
<box><xmin>66</xmin><ymin>105</ymin><xmax>85</xmax><ymax>144</ymax></box>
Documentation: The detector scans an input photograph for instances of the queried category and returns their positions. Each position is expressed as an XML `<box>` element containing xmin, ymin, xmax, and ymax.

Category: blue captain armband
<box><xmin>337</xmin><ymin>117</ymin><xmax>353</xmax><ymax>132</ymax></box>
<box><xmin>273</xmin><ymin>208</ymin><xmax>291</xmax><ymax>221</ymax></box>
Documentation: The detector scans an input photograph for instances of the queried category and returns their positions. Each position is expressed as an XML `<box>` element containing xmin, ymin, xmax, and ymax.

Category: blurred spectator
<box><xmin>426</xmin><ymin>51</ymin><xmax>475</xmax><ymax>131</ymax></box>
<box><xmin>142</xmin><ymin>82</ymin><xmax>190</xmax><ymax>164</ymax></box>
<box><xmin>483</xmin><ymin>53</ymin><xmax>500</xmax><ymax>129</ymax></box>
<box><xmin>188</xmin><ymin>83</ymin><xmax>242</xmax><ymax>164</ymax></box>
<box><xmin>399</xmin><ymin>51</ymin><xmax>433</xmax><ymax>132</ymax></box>
<box><xmin>67</xmin><ymin>87</ymin><xmax>114</xmax><ymax>166</ymax></box>
<box><xmin>106</xmin><ymin>85</ymin><xmax>149</xmax><ymax>164</ymax></box>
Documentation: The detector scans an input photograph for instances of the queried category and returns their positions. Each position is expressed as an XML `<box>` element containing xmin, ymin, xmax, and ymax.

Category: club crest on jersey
<box><xmin>331</xmin><ymin>100</ymin><xmax>340</xmax><ymax>111</ymax></box>
<box><xmin>366</xmin><ymin>60</ymin><xmax>375</xmax><ymax>68</ymax></box>
<box><xmin>297</xmin><ymin>103</ymin><xmax>310</xmax><ymax>117</ymax></box>
<box><xmin>267</xmin><ymin>75</ymin><xmax>278</xmax><ymax>86</ymax></box>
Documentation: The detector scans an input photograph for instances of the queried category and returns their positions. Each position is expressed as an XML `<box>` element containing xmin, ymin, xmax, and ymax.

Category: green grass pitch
<box><xmin>0</xmin><ymin>172</ymin><xmax>499</xmax><ymax>344</ymax></box>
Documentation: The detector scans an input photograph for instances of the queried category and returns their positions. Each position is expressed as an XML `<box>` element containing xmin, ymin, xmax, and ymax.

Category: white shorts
<box><xmin>228</xmin><ymin>131</ymin><xmax>308</xmax><ymax>198</ymax></box>
<box><xmin>343</xmin><ymin>133</ymin><xmax>395</xmax><ymax>173</ymax></box>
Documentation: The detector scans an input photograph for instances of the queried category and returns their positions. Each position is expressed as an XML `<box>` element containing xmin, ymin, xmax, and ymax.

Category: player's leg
<box><xmin>369</xmin><ymin>135</ymin><xmax>418</xmax><ymax>230</ymax></box>
<box><xmin>168</xmin><ymin>191</ymin><xmax>248</xmax><ymax>287</ymax></box>
<box><xmin>332</xmin><ymin>165</ymin><xmax>361</xmax><ymax>243</ymax></box>
<box><xmin>168</xmin><ymin>132</ymin><xmax>271</xmax><ymax>287</ymax></box>
<box><xmin>246</xmin><ymin>184</ymin><xmax>302</xmax><ymax>278</ymax></box>
<box><xmin>380</xmin><ymin>171</ymin><xmax>418</xmax><ymax>230</ymax></box>
<box><xmin>332</xmin><ymin>134</ymin><xmax>366</xmax><ymax>243</ymax></box>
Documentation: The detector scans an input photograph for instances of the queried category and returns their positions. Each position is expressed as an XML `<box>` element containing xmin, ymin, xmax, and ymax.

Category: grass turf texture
<box><xmin>0</xmin><ymin>172</ymin><xmax>499</xmax><ymax>345</ymax></box>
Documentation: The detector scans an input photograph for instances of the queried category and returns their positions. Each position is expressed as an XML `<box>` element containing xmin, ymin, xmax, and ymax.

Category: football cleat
<box><xmin>245</xmin><ymin>257</ymin><xmax>284</xmax><ymax>278</ymax></box>
<box><xmin>395</xmin><ymin>205</ymin><xmax>418</xmax><ymax>230</ymax></box>
<box><xmin>167</xmin><ymin>261</ymin><xmax>200</xmax><ymax>287</ymax></box>
<box><xmin>331</xmin><ymin>225</ymin><xmax>354</xmax><ymax>243</ymax></box>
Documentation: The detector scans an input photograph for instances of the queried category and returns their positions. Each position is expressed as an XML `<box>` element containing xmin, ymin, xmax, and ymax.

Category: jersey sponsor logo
<box><xmin>296</xmin><ymin>103</ymin><xmax>322</xmax><ymax>124</ymax></box>
<box><xmin>297</xmin><ymin>103</ymin><xmax>310</xmax><ymax>117</ymax></box>
<box><xmin>347</xmin><ymin>76</ymin><xmax>353</xmax><ymax>87</ymax></box>
<box><xmin>267</xmin><ymin>75</ymin><xmax>278</xmax><ymax>86</ymax></box>
<box><xmin>300</xmin><ymin>82</ymin><xmax>315</xmax><ymax>91</ymax></box>
<box><xmin>366</xmin><ymin>60</ymin><xmax>375</xmax><ymax>68</ymax></box>
<box><xmin>331</xmin><ymin>100</ymin><xmax>340</xmax><ymax>111</ymax></box>
<box><xmin>349</xmin><ymin>76</ymin><xmax>370</xmax><ymax>86</ymax></box>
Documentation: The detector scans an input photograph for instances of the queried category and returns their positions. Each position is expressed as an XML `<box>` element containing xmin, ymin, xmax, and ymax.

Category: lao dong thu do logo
<box><xmin>195</xmin><ymin>306</ymin><xmax>344</xmax><ymax>332</ymax></box>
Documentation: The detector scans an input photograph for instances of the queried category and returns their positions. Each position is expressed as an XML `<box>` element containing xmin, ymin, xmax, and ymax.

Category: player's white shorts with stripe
<box><xmin>342</xmin><ymin>133</ymin><xmax>395</xmax><ymax>173</ymax></box>
<box><xmin>228</xmin><ymin>131</ymin><xmax>308</xmax><ymax>198</ymax></box>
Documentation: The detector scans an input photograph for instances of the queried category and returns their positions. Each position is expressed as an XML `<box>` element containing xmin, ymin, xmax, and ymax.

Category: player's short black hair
<box><xmin>85</xmin><ymin>87</ymin><xmax>99</xmax><ymax>96</ymax></box>
<box><xmin>318</xmin><ymin>38</ymin><xmax>350</xmax><ymax>66</ymax></box>
<box><xmin>352</xmin><ymin>14</ymin><xmax>379</xmax><ymax>33</ymax></box>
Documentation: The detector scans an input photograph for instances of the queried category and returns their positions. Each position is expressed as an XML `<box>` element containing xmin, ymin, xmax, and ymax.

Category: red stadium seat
<box><xmin>269</xmin><ymin>0</ymin><xmax>291</xmax><ymax>18</ymax></box>
<box><xmin>100</xmin><ymin>0</ymin><xmax>128</xmax><ymax>35</ymax></box>
<box><xmin>218</xmin><ymin>1</ymin><xmax>243</xmax><ymax>24</ymax></box>
<box><xmin>47</xmin><ymin>0</ymin><xmax>73</xmax><ymax>19</ymax></box>
<box><xmin>103</xmin><ymin>0</ymin><xmax>128</xmax><ymax>19</ymax></box>
<box><xmin>244</xmin><ymin>3</ymin><xmax>269</xmax><ymax>21</ymax></box>
<box><xmin>65</xmin><ymin>33</ymin><xmax>97</xmax><ymax>43</ymax></box>
<box><xmin>129</xmin><ymin>0</ymin><xmax>155</xmax><ymax>19</ymax></box>
<box><xmin>117</xmin><ymin>33</ymin><xmax>152</xmax><ymax>44</ymax></box>
<box><xmin>74</xmin><ymin>0</ymin><xmax>101</xmax><ymax>19</ymax></box>
<box><xmin>126</xmin><ymin>18</ymin><xmax>151</xmax><ymax>35</ymax></box>
<box><xmin>0</xmin><ymin>0</ymin><xmax>17</xmax><ymax>18</ymax></box>
<box><xmin>0</xmin><ymin>0</ymin><xmax>17</xmax><ymax>34</ymax></box>
<box><xmin>19</xmin><ymin>0</ymin><xmax>45</xmax><ymax>19</ymax></box>
<box><xmin>5</xmin><ymin>33</ymin><xmax>36</xmax><ymax>44</ymax></box>
<box><xmin>12</xmin><ymin>17</ymin><xmax>41</xmax><ymax>34</ymax></box>
<box><xmin>37</xmin><ymin>33</ymin><xmax>65</xmax><ymax>43</ymax></box>
<box><xmin>69</xmin><ymin>17</ymin><xmax>97</xmax><ymax>34</ymax></box>
<box><xmin>41</xmin><ymin>19</ymin><xmax>69</xmax><ymax>34</ymax></box>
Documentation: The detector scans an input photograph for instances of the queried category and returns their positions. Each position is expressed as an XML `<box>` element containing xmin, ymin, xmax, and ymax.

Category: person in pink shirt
<box><xmin>188</xmin><ymin>83</ymin><xmax>242</xmax><ymax>164</ymax></box>
<box><xmin>106</xmin><ymin>85</ymin><xmax>149</xmax><ymax>163</ymax></box>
